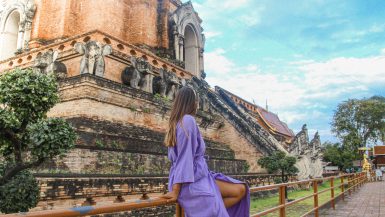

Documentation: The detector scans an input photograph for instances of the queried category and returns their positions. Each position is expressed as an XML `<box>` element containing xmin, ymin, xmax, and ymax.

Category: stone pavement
<box><xmin>320</xmin><ymin>178</ymin><xmax>385</xmax><ymax>217</ymax></box>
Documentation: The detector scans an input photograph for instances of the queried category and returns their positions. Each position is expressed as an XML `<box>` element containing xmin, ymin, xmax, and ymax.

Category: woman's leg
<box><xmin>215</xmin><ymin>179</ymin><xmax>246</xmax><ymax>208</ymax></box>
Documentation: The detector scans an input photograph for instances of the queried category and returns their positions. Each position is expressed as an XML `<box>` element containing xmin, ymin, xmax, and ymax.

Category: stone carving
<box><xmin>20</xmin><ymin>0</ymin><xmax>35</xmax><ymax>30</ymax></box>
<box><xmin>0</xmin><ymin>0</ymin><xmax>36</xmax><ymax>30</ymax></box>
<box><xmin>201</xmin><ymin>70</ymin><xmax>206</xmax><ymax>79</ymax></box>
<box><xmin>0</xmin><ymin>0</ymin><xmax>37</xmax><ymax>52</ymax></box>
<box><xmin>170</xmin><ymin>1</ymin><xmax>205</xmax><ymax>78</ymax></box>
<box><xmin>153</xmin><ymin>69</ymin><xmax>179</xmax><ymax>100</ymax></box>
<box><xmin>289</xmin><ymin>124</ymin><xmax>309</xmax><ymax>155</ymax></box>
<box><xmin>200</xmin><ymin>96</ymin><xmax>210</xmax><ymax>112</ymax></box>
<box><xmin>121</xmin><ymin>57</ymin><xmax>154</xmax><ymax>93</ymax></box>
<box><xmin>0</xmin><ymin>1</ymin><xmax>5</xmax><ymax>20</ymax></box>
<box><xmin>289</xmin><ymin>127</ymin><xmax>323</xmax><ymax>180</ymax></box>
<box><xmin>34</xmin><ymin>50</ymin><xmax>67</xmax><ymax>79</ymax></box>
<box><xmin>74</xmin><ymin>41</ymin><xmax>112</xmax><ymax>77</ymax></box>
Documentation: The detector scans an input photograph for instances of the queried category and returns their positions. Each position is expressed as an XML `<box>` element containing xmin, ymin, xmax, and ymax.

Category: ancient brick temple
<box><xmin>0</xmin><ymin>0</ymin><xmax>323</xmax><ymax>212</ymax></box>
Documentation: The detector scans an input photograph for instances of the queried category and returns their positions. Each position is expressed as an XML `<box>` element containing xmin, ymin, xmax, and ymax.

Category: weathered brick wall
<box><xmin>33</xmin><ymin>117</ymin><xmax>247</xmax><ymax>175</ymax></box>
<box><xmin>31</xmin><ymin>0</ymin><xmax>179</xmax><ymax>48</ymax></box>
<box><xmin>48</xmin><ymin>74</ymin><xmax>265</xmax><ymax>171</ymax></box>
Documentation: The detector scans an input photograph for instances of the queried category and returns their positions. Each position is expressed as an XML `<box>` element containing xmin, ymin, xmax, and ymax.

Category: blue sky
<box><xmin>190</xmin><ymin>0</ymin><xmax>385</xmax><ymax>143</ymax></box>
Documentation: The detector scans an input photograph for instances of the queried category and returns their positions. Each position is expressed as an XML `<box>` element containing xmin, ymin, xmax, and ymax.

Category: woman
<box><xmin>160</xmin><ymin>87</ymin><xmax>250</xmax><ymax>217</ymax></box>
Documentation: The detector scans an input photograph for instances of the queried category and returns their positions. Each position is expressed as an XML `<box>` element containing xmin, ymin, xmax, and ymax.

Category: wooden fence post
<box><xmin>176</xmin><ymin>203</ymin><xmax>183</xmax><ymax>217</ymax></box>
<box><xmin>279</xmin><ymin>185</ymin><xmax>286</xmax><ymax>217</ymax></box>
<box><xmin>358</xmin><ymin>173</ymin><xmax>360</xmax><ymax>187</ymax></box>
<box><xmin>313</xmin><ymin>180</ymin><xmax>319</xmax><ymax>217</ymax></box>
<box><xmin>348</xmin><ymin>175</ymin><xmax>351</xmax><ymax>196</ymax></box>
<box><xmin>330</xmin><ymin>177</ymin><xmax>335</xmax><ymax>210</ymax></box>
<box><xmin>340</xmin><ymin>176</ymin><xmax>344</xmax><ymax>201</ymax></box>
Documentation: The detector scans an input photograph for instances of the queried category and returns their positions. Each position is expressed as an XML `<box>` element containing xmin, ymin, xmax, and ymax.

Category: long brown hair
<box><xmin>164</xmin><ymin>86</ymin><xmax>198</xmax><ymax>147</ymax></box>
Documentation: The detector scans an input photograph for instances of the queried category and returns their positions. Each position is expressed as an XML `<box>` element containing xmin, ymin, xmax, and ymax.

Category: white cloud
<box><xmin>242</xmin><ymin>64</ymin><xmax>259</xmax><ymax>72</ymax></box>
<box><xmin>299</xmin><ymin>56</ymin><xmax>385</xmax><ymax>92</ymax></box>
<box><xmin>278</xmin><ymin>111</ymin><xmax>307</xmax><ymax>125</ymax></box>
<box><xmin>197</xmin><ymin>0</ymin><xmax>250</xmax><ymax>10</ymax></box>
<box><xmin>330</xmin><ymin>24</ymin><xmax>385</xmax><ymax>43</ymax></box>
<box><xmin>238</xmin><ymin>7</ymin><xmax>264</xmax><ymax>27</ymax></box>
<box><xmin>192</xmin><ymin>0</ymin><xmax>250</xmax><ymax>20</ymax></box>
<box><xmin>205</xmin><ymin>49</ymin><xmax>235</xmax><ymax>75</ymax></box>
<box><xmin>239</xmin><ymin>13</ymin><xmax>261</xmax><ymax>27</ymax></box>
<box><xmin>205</xmin><ymin>47</ymin><xmax>385</xmax><ymax>139</ymax></box>
<box><xmin>204</xmin><ymin>31</ymin><xmax>222</xmax><ymax>39</ymax></box>
<box><xmin>206</xmin><ymin>65</ymin><xmax>305</xmax><ymax>111</ymax></box>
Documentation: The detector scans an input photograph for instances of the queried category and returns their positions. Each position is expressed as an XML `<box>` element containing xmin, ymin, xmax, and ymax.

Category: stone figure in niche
<box><xmin>121</xmin><ymin>57</ymin><xmax>154</xmax><ymax>93</ymax></box>
<box><xmin>153</xmin><ymin>69</ymin><xmax>180</xmax><ymax>100</ymax></box>
<box><xmin>74</xmin><ymin>41</ymin><xmax>112</xmax><ymax>77</ymax></box>
<box><xmin>34</xmin><ymin>49</ymin><xmax>67</xmax><ymax>79</ymax></box>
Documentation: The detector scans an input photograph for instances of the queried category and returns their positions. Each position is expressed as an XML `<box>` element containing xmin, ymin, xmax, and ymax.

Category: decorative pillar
<box><xmin>16</xmin><ymin>26</ymin><xmax>24</xmax><ymax>53</ymax></box>
<box><xmin>178</xmin><ymin>35</ymin><xmax>184</xmax><ymax>61</ymax></box>
<box><xmin>173</xmin><ymin>26</ymin><xmax>180</xmax><ymax>60</ymax></box>
<box><xmin>23</xmin><ymin>21</ymin><xmax>32</xmax><ymax>51</ymax></box>
<box><xmin>199</xmin><ymin>47</ymin><xmax>204</xmax><ymax>78</ymax></box>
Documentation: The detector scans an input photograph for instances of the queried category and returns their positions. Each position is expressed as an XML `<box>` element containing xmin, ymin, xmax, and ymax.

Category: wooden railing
<box><xmin>2</xmin><ymin>173</ymin><xmax>367</xmax><ymax>217</ymax></box>
<box><xmin>2</xmin><ymin>198</ymin><xmax>184</xmax><ymax>217</ymax></box>
<box><xmin>249</xmin><ymin>172</ymin><xmax>367</xmax><ymax>217</ymax></box>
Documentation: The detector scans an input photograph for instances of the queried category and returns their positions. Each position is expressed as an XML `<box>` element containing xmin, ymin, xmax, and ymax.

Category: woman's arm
<box><xmin>161</xmin><ymin>115</ymin><xmax>197</xmax><ymax>199</ymax></box>
<box><xmin>160</xmin><ymin>183</ymin><xmax>181</xmax><ymax>200</ymax></box>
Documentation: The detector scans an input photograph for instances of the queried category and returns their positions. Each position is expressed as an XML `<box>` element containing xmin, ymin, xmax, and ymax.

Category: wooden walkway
<box><xmin>320</xmin><ymin>177</ymin><xmax>385</xmax><ymax>217</ymax></box>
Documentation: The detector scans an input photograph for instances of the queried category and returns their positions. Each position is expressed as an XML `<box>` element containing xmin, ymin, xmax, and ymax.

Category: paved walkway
<box><xmin>320</xmin><ymin>178</ymin><xmax>385</xmax><ymax>217</ymax></box>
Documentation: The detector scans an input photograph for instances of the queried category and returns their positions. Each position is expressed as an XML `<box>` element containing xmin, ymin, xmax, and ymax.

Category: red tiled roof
<box><xmin>215</xmin><ymin>86</ymin><xmax>295</xmax><ymax>138</ymax></box>
<box><xmin>256</xmin><ymin>107</ymin><xmax>295</xmax><ymax>138</ymax></box>
<box><xmin>374</xmin><ymin>146</ymin><xmax>385</xmax><ymax>156</ymax></box>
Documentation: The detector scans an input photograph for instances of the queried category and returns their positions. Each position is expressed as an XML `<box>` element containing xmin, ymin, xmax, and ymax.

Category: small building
<box><xmin>373</xmin><ymin>146</ymin><xmax>385</xmax><ymax>167</ymax></box>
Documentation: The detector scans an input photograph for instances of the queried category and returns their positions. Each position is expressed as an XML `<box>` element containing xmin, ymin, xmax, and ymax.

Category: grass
<box><xmin>250</xmin><ymin>179</ymin><xmax>345</xmax><ymax>217</ymax></box>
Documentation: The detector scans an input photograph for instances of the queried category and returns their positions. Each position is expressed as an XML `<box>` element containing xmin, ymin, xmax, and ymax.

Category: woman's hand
<box><xmin>160</xmin><ymin>191</ymin><xmax>179</xmax><ymax>200</ymax></box>
<box><xmin>160</xmin><ymin>183</ymin><xmax>181</xmax><ymax>200</ymax></box>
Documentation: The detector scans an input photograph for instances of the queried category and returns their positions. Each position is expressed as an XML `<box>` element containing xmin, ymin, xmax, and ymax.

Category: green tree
<box><xmin>332</xmin><ymin>97</ymin><xmax>385</xmax><ymax>151</ymax></box>
<box><xmin>322</xmin><ymin>142</ymin><xmax>355</xmax><ymax>170</ymax></box>
<box><xmin>0</xmin><ymin>68</ymin><xmax>77</xmax><ymax>213</ymax></box>
<box><xmin>258</xmin><ymin>151</ymin><xmax>298</xmax><ymax>200</ymax></box>
<box><xmin>258</xmin><ymin>151</ymin><xmax>298</xmax><ymax>183</ymax></box>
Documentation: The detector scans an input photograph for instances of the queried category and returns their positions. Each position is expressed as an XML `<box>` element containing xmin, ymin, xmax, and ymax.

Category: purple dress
<box><xmin>168</xmin><ymin>115</ymin><xmax>250</xmax><ymax>217</ymax></box>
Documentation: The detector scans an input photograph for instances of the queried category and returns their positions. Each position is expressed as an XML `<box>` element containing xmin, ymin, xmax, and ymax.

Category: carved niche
<box><xmin>74</xmin><ymin>41</ymin><xmax>112</xmax><ymax>77</ymax></box>
<box><xmin>170</xmin><ymin>1</ymin><xmax>205</xmax><ymax>77</ymax></box>
<box><xmin>34</xmin><ymin>49</ymin><xmax>67</xmax><ymax>79</ymax></box>
<box><xmin>121</xmin><ymin>57</ymin><xmax>154</xmax><ymax>93</ymax></box>
<box><xmin>0</xmin><ymin>0</ymin><xmax>36</xmax><ymax>53</ymax></box>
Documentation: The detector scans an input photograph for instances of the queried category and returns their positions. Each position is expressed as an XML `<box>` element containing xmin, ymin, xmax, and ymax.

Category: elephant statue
<box><xmin>153</xmin><ymin>68</ymin><xmax>180</xmax><ymax>100</ymax></box>
<box><xmin>74</xmin><ymin>41</ymin><xmax>112</xmax><ymax>77</ymax></box>
<box><xmin>34</xmin><ymin>49</ymin><xmax>67</xmax><ymax>79</ymax></box>
<box><xmin>121</xmin><ymin>57</ymin><xmax>154</xmax><ymax>93</ymax></box>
